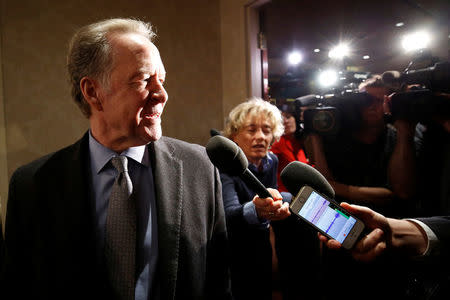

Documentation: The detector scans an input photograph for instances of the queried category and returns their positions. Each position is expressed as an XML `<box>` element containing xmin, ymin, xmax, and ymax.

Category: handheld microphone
<box><xmin>209</xmin><ymin>128</ymin><xmax>222</xmax><ymax>137</ymax></box>
<box><xmin>206</xmin><ymin>135</ymin><xmax>272</xmax><ymax>199</ymax></box>
<box><xmin>280</xmin><ymin>161</ymin><xmax>335</xmax><ymax>199</ymax></box>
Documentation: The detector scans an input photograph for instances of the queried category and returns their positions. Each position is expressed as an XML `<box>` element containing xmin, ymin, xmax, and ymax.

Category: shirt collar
<box><xmin>248</xmin><ymin>154</ymin><xmax>273</xmax><ymax>173</ymax></box>
<box><xmin>88</xmin><ymin>130</ymin><xmax>149</xmax><ymax>174</ymax></box>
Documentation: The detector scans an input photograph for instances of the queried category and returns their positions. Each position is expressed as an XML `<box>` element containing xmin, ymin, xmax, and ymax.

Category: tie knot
<box><xmin>111</xmin><ymin>156</ymin><xmax>128</xmax><ymax>173</ymax></box>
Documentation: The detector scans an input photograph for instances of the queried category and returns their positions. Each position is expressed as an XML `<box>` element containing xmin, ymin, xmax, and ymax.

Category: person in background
<box><xmin>270</xmin><ymin>101</ymin><xmax>321</xmax><ymax>300</ymax></box>
<box><xmin>309</xmin><ymin>75</ymin><xmax>415</xmax><ymax>216</ymax></box>
<box><xmin>220</xmin><ymin>97</ymin><xmax>290</xmax><ymax>300</ymax></box>
<box><xmin>306</xmin><ymin>76</ymin><xmax>417</xmax><ymax>299</ymax></box>
<box><xmin>4</xmin><ymin>18</ymin><xmax>231</xmax><ymax>300</ymax></box>
<box><xmin>271</xmin><ymin>102</ymin><xmax>310</xmax><ymax>193</ymax></box>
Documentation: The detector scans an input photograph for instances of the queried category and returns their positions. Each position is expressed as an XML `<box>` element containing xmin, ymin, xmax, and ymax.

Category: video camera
<box><xmin>299</xmin><ymin>91</ymin><xmax>375</xmax><ymax>135</ymax></box>
<box><xmin>384</xmin><ymin>61</ymin><xmax>450</xmax><ymax>122</ymax></box>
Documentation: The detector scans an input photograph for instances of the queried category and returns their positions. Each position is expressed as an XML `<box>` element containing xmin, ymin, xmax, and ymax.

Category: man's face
<box><xmin>232</xmin><ymin>115</ymin><xmax>273</xmax><ymax>166</ymax></box>
<box><xmin>361</xmin><ymin>87</ymin><xmax>386</xmax><ymax>126</ymax></box>
<box><xmin>94</xmin><ymin>32</ymin><xmax>168</xmax><ymax>150</ymax></box>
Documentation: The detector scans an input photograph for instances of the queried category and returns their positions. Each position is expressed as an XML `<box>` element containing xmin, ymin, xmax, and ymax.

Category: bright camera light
<box><xmin>318</xmin><ymin>70</ymin><xmax>338</xmax><ymax>87</ymax></box>
<box><xmin>396</xmin><ymin>22</ymin><xmax>404</xmax><ymax>27</ymax></box>
<box><xmin>287</xmin><ymin>51</ymin><xmax>303</xmax><ymax>65</ymax></box>
<box><xmin>328</xmin><ymin>44</ymin><xmax>350</xmax><ymax>59</ymax></box>
<box><xmin>402</xmin><ymin>31</ymin><xmax>431</xmax><ymax>52</ymax></box>
<box><xmin>314</xmin><ymin>48</ymin><xmax>320</xmax><ymax>53</ymax></box>
<box><xmin>363</xmin><ymin>55</ymin><xmax>370</xmax><ymax>60</ymax></box>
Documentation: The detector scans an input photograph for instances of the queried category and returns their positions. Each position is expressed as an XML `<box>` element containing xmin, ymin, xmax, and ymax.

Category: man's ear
<box><xmin>80</xmin><ymin>76</ymin><xmax>103</xmax><ymax>112</ymax></box>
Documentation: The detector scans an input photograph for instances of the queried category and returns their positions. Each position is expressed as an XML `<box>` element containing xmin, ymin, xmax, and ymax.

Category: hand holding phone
<box><xmin>318</xmin><ymin>202</ymin><xmax>391</xmax><ymax>261</ymax></box>
<box><xmin>290</xmin><ymin>186</ymin><xmax>365</xmax><ymax>249</ymax></box>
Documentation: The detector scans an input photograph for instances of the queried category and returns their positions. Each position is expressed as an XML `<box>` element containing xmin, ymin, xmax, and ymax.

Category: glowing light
<box><xmin>363</xmin><ymin>55</ymin><xmax>370</xmax><ymax>60</ymax></box>
<box><xmin>328</xmin><ymin>44</ymin><xmax>350</xmax><ymax>59</ymax></box>
<box><xmin>396</xmin><ymin>22</ymin><xmax>404</xmax><ymax>27</ymax></box>
<box><xmin>287</xmin><ymin>51</ymin><xmax>303</xmax><ymax>65</ymax></box>
<box><xmin>314</xmin><ymin>48</ymin><xmax>320</xmax><ymax>53</ymax></box>
<box><xmin>318</xmin><ymin>70</ymin><xmax>338</xmax><ymax>87</ymax></box>
<box><xmin>402</xmin><ymin>31</ymin><xmax>431</xmax><ymax>52</ymax></box>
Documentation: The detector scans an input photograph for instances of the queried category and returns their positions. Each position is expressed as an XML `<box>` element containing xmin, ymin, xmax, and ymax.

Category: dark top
<box><xmin>322</xmin><ymin>125</ymin><xmax>397</xmax><ymax>213</ymax></box>
<box><xmin>415</xmin><ymin>123</ymin><xmax>450</xmax><ymax>217</ymax></box>
<box><xmin>220</xmin><ymin>153</ymin><xmax>278</xmax><ymax>300</ymax></box>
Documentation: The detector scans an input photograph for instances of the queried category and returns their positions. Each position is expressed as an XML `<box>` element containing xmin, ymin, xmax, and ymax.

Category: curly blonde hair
<box><xmin>223</xmin><ymin>97</ymin><xmax>284</xmax><ymax>145</ymax></box>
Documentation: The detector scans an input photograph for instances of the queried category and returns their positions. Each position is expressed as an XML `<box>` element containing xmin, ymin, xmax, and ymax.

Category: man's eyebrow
<box><xmin>129</xmin><ymin>71</ymin><xmax>147</xmax><ymax>81</ymax></box>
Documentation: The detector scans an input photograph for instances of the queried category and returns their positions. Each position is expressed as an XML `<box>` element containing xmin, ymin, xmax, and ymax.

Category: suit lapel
<box><xmin>151</xmin><ymin>137</ymin><xmax>183</xmax><ymax>299</ymax></box>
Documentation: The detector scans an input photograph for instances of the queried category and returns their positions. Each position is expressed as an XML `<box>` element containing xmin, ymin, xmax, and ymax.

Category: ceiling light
<box><xmin>287</xmin><ymin>51</ymin><xmax>303</xmax><ymax>65</ymax></box>
<box><xmin>328</xmin><ymin>44</ymin><xmax>350</xmax><ymax>59</ymax></box>
<box><xmin>401</xmin><ymin>30</ymin><xmax>431</xmax><ymax>52</ymax></box>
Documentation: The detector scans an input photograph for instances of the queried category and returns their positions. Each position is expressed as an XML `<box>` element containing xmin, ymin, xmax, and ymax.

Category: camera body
<box><xmin>301</xmin><ymin>91</ymin><xmax>374</xmax><ymax>135</ymax></box>
<box><xmin>300</xmin><ymin>61</ymin><xmax>450</xmax><ymax>134</ymax></box>
<box><xmin>388</xmin><ymin>61</ymin><xmax>450</xmax><ymax>122</ymax></box>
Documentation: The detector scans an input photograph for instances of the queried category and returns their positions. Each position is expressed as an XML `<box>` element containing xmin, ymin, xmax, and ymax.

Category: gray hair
<box><xmin>67</xmin><ymin>18</ymin><xmax>156</xmax><ymax>117</ymax></box>
<box><xmin>223</xmin><ymin>97</ymin><xmax>284</xmax><ymax>145</ymax></box>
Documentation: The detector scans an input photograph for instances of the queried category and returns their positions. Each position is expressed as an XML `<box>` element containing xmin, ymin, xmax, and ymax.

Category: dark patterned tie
<box><xmin>105</xmin><ymin>156</ymin><xmax>136</xmax><ymax>300</ymax></box>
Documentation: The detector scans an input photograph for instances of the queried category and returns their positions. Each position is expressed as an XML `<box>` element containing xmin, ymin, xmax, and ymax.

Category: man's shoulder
<box><xmin>155</xmin><ymin>136</ymin><xmax>212</xmax><ymax>168</ymax></box>
<box><xmin>12</xmin><ymin>135</ymin><xmax>86</xmax><ymax>180</ymax></box>
<box><xmin>156</xmin><ymin>136</ymin><xmax>207</xmax><ymax>158</ymax></box>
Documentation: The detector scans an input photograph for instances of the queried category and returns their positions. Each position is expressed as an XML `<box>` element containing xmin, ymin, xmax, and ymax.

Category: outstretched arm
<box><xmin>319</xmin><ymin>203</ymin><xmax>428</xmax><ymax>262</ymax></box>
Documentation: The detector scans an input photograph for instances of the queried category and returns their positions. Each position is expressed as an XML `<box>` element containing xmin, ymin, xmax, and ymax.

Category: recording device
<box><xmin>281</xmin><ymin>161</ymin><xmax>365</xmax><ymax>249</ymax></box>
<box><xmin>402</xmin><ymin>61</ymin><xmax>449</xmax><ymax>93</ymax></box>
<box><xmin>205</xmin><ymin>135</ymin><xmax>272</xmax><ymax>199</ymax></box>
<box><xmin>301</xmin><ymin>91</ymin><xmax>373</xmax><ymax>135</ymax></box>
<box><xmin>383</xmin><ymin>61</ymin><xmax>450</xmax><ymax>122</ymax></box>
<box><xmin>290</xmin><ymin>185</ymin><xmax>365</xmax><ymax>249</ymax></box>
<box><xmin>389</xmin><ymin>89</ymin><xmax>450</xmax><ymax>122</ymax></box>
<box><xmin>299</xmin><ymin>61</ymin><xmax>449</xmax><ymax>132</ymax></box>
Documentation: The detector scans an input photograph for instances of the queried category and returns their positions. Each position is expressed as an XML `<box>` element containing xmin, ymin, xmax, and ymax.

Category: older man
<box><xmin>4</xmin><ymin>18</ymin><xmax>230</xmax><ymax>300</ymax></box>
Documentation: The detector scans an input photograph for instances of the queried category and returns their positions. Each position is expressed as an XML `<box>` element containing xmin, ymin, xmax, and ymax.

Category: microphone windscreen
<box><xmin>210</xmin><ymin>128</ymin><xmax>222</xmax><ymax>137</ymax></box>
<box><xmin>281</xmin><ymin>161</ymin><xmax>335</xmax><ymax>198</ymax></box>
<box><xmin>206</xmin><ymin>135</ymin><xmax>248</xmax><ymax>175</ymax></box>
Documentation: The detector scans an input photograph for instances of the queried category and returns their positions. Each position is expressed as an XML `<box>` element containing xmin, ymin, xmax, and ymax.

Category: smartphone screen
<box><xmin>290</xmin><ymin>186</ymin><xmax>365</xmax><ymax>248</ymax></box>
<box><xmin>298</xmin><ymin>190</ymin><xmax>357</xmax><ymax>244</ymax></box>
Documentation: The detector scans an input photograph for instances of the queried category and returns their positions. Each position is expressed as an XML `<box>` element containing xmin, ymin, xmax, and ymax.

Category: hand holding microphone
<box><xmin>252</xmin><ymin>188</ymin><xmax>289</xmax><ymax>221</ymax></box>
<box><xmin>206</xmin><ymin>135</ymin><xmax>290</xmax><ymax>221</ymax></box>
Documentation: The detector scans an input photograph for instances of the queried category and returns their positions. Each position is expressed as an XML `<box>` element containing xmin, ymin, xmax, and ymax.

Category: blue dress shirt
<box><xmin>88</xmin><ymin>132</ymin><xmax>158</xmax><ymax>300</ymax></box>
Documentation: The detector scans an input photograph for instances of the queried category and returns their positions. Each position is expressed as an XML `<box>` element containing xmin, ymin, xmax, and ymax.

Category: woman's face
<box><xmin>282</xmin><ymin>112</ymin><xmax>296</xmax><ymax>135</ymax></box>
<box><xmin>232</xmin><ymin>114</ymin><xmax>273</xmax><ymax>166</ymax></box>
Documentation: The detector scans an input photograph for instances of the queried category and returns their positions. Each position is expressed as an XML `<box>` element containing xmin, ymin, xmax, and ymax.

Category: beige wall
<box><xmin>0</xmin><ymin>0</ymin><xmax>258</xmax><ymax>226</ymax></box>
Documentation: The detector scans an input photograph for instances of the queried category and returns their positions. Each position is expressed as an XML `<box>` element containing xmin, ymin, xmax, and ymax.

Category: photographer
<box><xmin>308</xmin><ymin>76</ymin><xmax>411</xmax><ymax>215</ymax></box>
<box><xmin>412</xmin><ymin>93</ymin><xmax>450</xmax><ymax>217</ymax></box>
<box><xmin>383</xmin><ymin>63</ymin><xmax>450</xmax><ymax>217</ymax></box>
<box><xmin>305</xmin><ymin>76</ymin><xmax>419</xmax><ymax>299</ymax></box>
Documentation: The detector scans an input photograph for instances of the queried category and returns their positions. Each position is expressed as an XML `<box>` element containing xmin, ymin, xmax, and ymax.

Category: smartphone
<box><xmin>290</xmin><ymin>185</ymin><xmax>365</xmax><ymax>249</ymax></box>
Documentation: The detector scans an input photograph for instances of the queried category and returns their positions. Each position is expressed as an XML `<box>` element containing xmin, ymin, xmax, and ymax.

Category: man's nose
<box><xmin>150</xmin><ymin>81</ymin><xmax>168</xmax><ymax>103</ymax></box>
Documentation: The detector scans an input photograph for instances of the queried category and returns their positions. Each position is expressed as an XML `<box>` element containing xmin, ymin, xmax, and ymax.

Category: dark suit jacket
<box><xmin>418</xmin><ymin>216</ymin><xmax>450</xmax><ymax>256</ymax></box>
<box><xmin>4</xmin><ymin>133</ymin><xmax>231</xmax><ymax>299</ymax></box>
